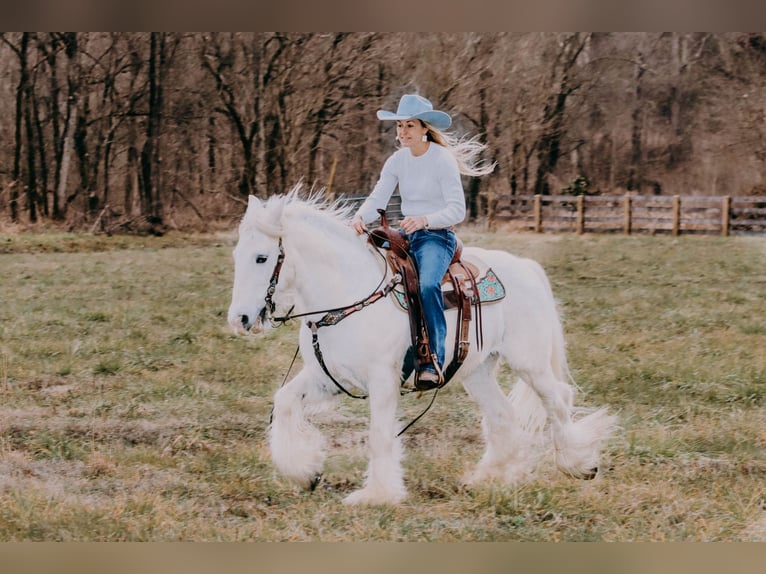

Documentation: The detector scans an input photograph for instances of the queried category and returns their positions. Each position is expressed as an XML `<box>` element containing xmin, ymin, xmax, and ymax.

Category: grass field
<box><xmin>0</xmin><ymin>229</ymin><xmax>764</xmax><ymax>541</ymax></box>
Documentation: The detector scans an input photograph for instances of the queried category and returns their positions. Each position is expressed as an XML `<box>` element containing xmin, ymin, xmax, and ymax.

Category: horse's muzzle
<box><xmin>240</xmin><ymin>314</ymin><xmax>254</xmax><ymax>331</ymax></box>
<box><xmin>229</xmin><ymin>308</ymin><xmax>266</xmax><ymax>335</ymax></box>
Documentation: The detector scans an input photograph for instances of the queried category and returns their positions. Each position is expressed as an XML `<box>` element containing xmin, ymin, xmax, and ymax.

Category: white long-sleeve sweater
<box><xmin>355</xmin><ymin>143</ymin><xmax>466</xmax><ymax>229</ymax></box>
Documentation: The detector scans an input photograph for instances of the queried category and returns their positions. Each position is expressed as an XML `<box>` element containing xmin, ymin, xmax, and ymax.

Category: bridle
<box><xmin>258</xmin><ymin>231</ymin><xmax>441</xmax><ymax>436</ymax></box>
<box><xmin>260</xmin><ymin>234</ymin><xmax>399</xmax><ymax>394</ymax></box>
<box><xmin>264</xmin><ymin>238</ymin><xmax>288</xmax><ymax>324</ymax></box>
<box><xmin>263</xmin><ymin>236</ymin><xmax>394</xmax><ymax>327</ymax></box>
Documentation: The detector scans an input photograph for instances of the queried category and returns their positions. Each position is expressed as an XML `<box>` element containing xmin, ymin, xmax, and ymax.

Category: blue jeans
<box><xmin>406</xmin><ymin>228</ymin><xmax>456</xmax><ymax>373</ymax></box>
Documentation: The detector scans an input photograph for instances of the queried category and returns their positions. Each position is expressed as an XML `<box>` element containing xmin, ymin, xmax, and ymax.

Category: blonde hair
<box><xmin>423</xmin><ymin>121</ymin><xmax>496</xmax><ymax>177</ymax></box>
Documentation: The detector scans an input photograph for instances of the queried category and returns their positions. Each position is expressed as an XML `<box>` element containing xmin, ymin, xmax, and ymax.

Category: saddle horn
<box><xmin>368</xmin><ymin>209</ymin><xmax>409</xmax><ymax>259</ymax></box>
<box><xmin>377</xmin><ymin>208</ymin><xmax>390</xmax><ymax>229</ymax></box>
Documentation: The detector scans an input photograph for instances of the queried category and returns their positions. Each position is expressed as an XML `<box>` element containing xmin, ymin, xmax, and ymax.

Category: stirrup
<box><xmin>415</xmin><ymin>367</ymin><xmax>443</xmax><ymax>391</ymax></box>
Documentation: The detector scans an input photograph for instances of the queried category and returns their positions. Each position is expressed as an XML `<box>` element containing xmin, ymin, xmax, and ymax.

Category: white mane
<box><xmin>240</xmin><ymin>184</ymin><xmax>357</xmax><ymax>239</ymax></box>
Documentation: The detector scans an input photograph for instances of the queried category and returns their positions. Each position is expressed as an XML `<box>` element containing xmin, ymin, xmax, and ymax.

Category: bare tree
<box><xmin>1</xmin><ymin>33</ymin><xmax>30</xmax><ymax>222</ymax></box>
<box><xmin>3</xmin><ymin>32</ymin><xmax>766</xmax><ymax>230</ymax></box>
<box><xmin>201</xmin><ymin>32</ymin><xmax>279</xmax><ymax>197</ymax></box>
<box><xmin>532</xmin><ymin>33</ymin><xmax>591</xmax><ymax>196</ymax></box>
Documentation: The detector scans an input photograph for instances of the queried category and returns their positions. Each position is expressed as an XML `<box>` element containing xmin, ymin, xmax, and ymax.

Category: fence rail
<box><xmin>339</xmin><ymin>193</ymin><xmax>766</xmax><ymax>236</ymax></box>
<box><xmin>498</xmin><ymin>194</ymin><xmax>766</xmax><ymax>236</ymax></box>
<box><xmin>337</xmin><ymin>194</ymin><xmax>404</xmax><ymax>223</ymax></box>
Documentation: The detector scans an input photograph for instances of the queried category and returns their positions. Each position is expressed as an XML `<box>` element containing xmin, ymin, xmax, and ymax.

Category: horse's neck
<box><xmin>283</xmin><ymin>211</ymin><xmax>383</xmax><ymax>310</ymax></box>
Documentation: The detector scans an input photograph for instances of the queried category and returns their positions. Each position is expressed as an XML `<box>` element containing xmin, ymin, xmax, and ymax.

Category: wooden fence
<box><xmin>339</xmin><ymin>193</ymin><xmax>766</xmax><ymax>236</ymax></box>
<box><xmin>497</xmin><ymin>194</ymin><xmax>766</xmax><ymax>236</ymax></box>
<box><xmin>338</xmin><ymin>194</ymin><xmax>404</xmax><ymax>223</ymax></box>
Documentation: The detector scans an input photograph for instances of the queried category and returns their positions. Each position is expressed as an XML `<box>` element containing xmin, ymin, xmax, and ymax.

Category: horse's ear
<box><xmin>247</xmin><ymin>195</ymin><xmax>261</xmax><ymax>210</ymax></box>
<box><xmin>270</xmin><ymin>198</ymin><xmax>285</xmax><ymax>227</ymax></box>
<box><xmin>250</xmin><ymin>195</ymin><xmax>284</xmax><ymax>237</ymax></box>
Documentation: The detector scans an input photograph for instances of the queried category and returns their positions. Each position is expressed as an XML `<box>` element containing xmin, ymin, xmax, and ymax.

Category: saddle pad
<box><xmin>393</xmin><ymin>267</ymin><xmax>506</xmax><ymax>311</ymax></box>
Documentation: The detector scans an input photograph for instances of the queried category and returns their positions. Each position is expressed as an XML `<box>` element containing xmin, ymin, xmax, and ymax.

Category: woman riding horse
<box><xmin>351</xmin><ymin>94</ymin><xmax>495</xmax><ymax>390</ymax></box>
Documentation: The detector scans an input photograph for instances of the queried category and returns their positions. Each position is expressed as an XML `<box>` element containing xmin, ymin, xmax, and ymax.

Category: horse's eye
<box><xmin>255</xmin><ymin>255</ymin><xmax>268</xmax><ymax>264</ymax></box>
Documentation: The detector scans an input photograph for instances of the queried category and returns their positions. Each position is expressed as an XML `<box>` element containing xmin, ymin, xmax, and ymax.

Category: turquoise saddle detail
<box><xmin>393</xmin><ymin>268</ymin><xmax>506</xmax><ymax>311</ymax></box>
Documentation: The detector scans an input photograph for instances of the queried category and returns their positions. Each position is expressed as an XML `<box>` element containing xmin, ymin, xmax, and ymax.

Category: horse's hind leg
<box><xmin>461</xmin><ymin>354</ymin><xmax>542</xmax><ymax>485</ymax></box>
<box><xmin>519</xmin><ymin>367</ymin><xmax>611</xmax><ymax>480</ymax></box>
<box><xmin>269</xmin><ymin>366</ymin><xmax>329</xmax><ymax>489</ymax></box>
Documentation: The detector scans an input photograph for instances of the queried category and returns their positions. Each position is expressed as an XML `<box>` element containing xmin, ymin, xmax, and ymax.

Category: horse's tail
<box><xmin>551</xmin><ymin>298</ymin><xmax>573</xmax><ymax>387</ymax></box>
<box><xmin>529</xmin><ymin>259</ymin><xmax>574</xmax><ymax>387</ymax></box>
<box><xmin>507</xmin><ymin>257</ymin><xmax>583</xmax><ymax>437</ymax></box>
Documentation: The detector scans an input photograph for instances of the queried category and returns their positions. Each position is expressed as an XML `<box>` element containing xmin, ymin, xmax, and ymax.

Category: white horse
<box><xmin>227</xmin><ymin>188</ymin><xmax>615</xmax><ymax>505</ymax></box>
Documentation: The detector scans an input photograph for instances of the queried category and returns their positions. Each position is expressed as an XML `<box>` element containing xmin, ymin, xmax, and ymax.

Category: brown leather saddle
<box><xmin>368</xmin><ymin>210</ymin><xmax>483</xmax><ymax>390</ymax></box>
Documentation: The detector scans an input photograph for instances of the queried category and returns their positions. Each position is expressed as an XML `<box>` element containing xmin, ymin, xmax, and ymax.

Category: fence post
<box><xmin>577</xmin><ymin>195</ymin><xmax>585</xmax><ymax>234</ymax></box>
<box><xmin>672</xmin><ymin>195</ymin><xmax>681</xmax><ymax>236</ymax></box>
<box><xmin>624</xmin><ymin>193</ymin><xmax>632</xmax><ymax>235</ymax></box>
<box><xmin>326</xmin><ymin>157</ymin><xmax>338</xmax><ymax>201</ymax></box>
<box><xmin>534</xmin><ymin>194</ymin><xmax>542</xmax><ymax>233</ymax></box>
<box><xmin>722</xmin><ymin>196</ymin><xmax>731</xmax><ymax>236</ymax></box>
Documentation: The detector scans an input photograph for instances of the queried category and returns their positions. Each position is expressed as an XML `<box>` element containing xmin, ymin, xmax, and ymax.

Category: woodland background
<box><xmin>2</xmin><ymin>32</ymin><xmax>766</xmax><ymax>233</ymax></box>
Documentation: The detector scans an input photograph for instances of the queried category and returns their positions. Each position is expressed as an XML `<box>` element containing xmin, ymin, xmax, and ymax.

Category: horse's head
<box><xmin>227</xmin><ymin>195</ymin><xmax>291</xmax><ymax>335</ymax></box>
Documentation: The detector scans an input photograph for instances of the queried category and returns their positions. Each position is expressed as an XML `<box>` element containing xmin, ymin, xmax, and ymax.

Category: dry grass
<box><xmin>0</xmin><ymin>229</ymin><xmax>764</xmax><ymax>541</ymax></box>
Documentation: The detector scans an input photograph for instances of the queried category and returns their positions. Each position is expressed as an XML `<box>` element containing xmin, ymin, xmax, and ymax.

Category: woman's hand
<box><xmin>351</xmin><ymin>215</ymin><xmax>367</xmax><ymax>235</ymax></box>
<box><xmin>400</xmin><ymin>215</ymin><xmax>428</xmax><ymax>234</ymax></box>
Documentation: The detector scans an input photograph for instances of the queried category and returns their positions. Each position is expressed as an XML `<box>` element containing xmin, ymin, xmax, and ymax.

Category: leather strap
<box><xmin>372</xmin><ymin>210</ymin><xmax>434</xmax><ymax>376</ymax></box>
<box><xmin>369</xmin><ymin>210</ymin><xmax>483</xmax><ymax>389</ymax></box>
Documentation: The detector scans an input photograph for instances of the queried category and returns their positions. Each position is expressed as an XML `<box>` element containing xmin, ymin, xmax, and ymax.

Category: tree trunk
<box><xmin>23</xmin><ymin>73</ymin><xmax>37</xmax><ymax>223</ymax></box>
<box><xmin>207</xmin><ymin>114</ymin><xmax>216</xmax><ymax>178</ymax></box>
<box><xmin>534</xmin><ymin>90</ymin><xmax>570</xmax><ymax>196</ymax></box>
<box><xmin>30</xmin><ymin>77</ymin><xmax>49</xmax><ymax>218</ymax></box>
<box><xmin>55</xmin><ymin>102</ymin><xmax>77</xmax><ymax>219</ymax></box>
<box><xmin>54</xmin><ymin>33</ymin><xmax>80</xmax><ymax>220</ymax></box>
<box><xmin>8</xmin><ymin>33</ymin><xmax>30</xmax><ymax>222</ymax></box>
<box><xmin>46</xmin><ymin>36</ymin><xmax>62</xmax><ymax>216</ymax></box>
<box><xmin>201</xmin><ymin>33</ymin><xmax>261</xmax><ymax>197</ymax></box>
<box><xmin>140</xmin><ymin>32</ymin><xmax>165</xmax><ymax>224</ymax></box>
<box><xmin>627</xmin><ymin>54</ymin><xmax>645</xmax><ymax>192</ymax></box>
<box><xmin>125</xmin><ymin>144</ymin><xmax>140</xmax><ymax>217</ymax></box>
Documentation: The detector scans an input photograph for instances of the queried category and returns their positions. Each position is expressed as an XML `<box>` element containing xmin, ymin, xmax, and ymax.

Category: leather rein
<box><xmin>263</xmin><ymin>235</ymin><xmax>402</xmax><ymax>400</ymax></box>
<box><xmin>261</xmin><ymin>232</ymin><xmax>449</xmax><ymax>436</ymax></box>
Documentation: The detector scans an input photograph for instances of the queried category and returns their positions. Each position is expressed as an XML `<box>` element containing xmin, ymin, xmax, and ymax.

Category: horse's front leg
<box><xmin>343</xmin><ymin>370</ymin><xmax>406</xmax><ymax>505</ymax></box>
<box><xmin>269</xmin><ymin>366</ymin><xmax>329</xmax><ymax>489</ymax></box>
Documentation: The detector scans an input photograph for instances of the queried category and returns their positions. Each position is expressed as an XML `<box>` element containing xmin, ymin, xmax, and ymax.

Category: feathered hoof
<box><xmin>342</xmin><ymin>486</ymin><xmax>407</xmax><ymax>506</ymax></box>
<box><xmin>309</xmin><ymin>473</ymin><xmax>323</xmax><ymax>491</ymax></box>
<box><xmin>561</xmin><ymin>466</ymin><xmax>599</xmax><ymax>481</ymax></box>
<box><xmin>582</xmin><ymin>467</ymin><xmax>598</xmax><ymax>480</ymax></box>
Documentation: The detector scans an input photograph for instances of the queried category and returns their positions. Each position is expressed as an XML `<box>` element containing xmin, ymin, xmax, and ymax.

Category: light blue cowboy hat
<box><xmin>376</xmin><ymin>94</ymin><xmax>452</xmax><ymax>130</ymax></box>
